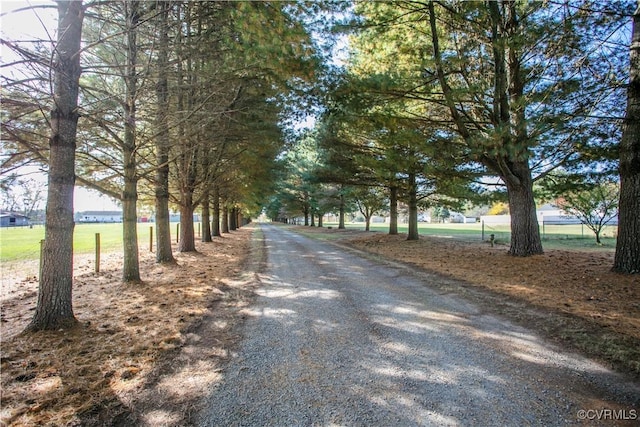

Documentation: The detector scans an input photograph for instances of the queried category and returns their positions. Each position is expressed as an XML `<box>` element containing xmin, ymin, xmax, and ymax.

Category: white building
<box><xmin>75</xmin><ymin>210</ymin><xmax>123</xmax><ymax>223</ymax></box>
<box><xmin>480</xmin><ymin>204</ymin><xmax>582</xmax><ymax>225</ymax></box>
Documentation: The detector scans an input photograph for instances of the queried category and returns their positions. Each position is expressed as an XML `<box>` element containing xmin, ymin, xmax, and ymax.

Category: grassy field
<box><xmin>0</xmin><ymin>220</ymin><xmax>617</xmax><ymax>263</ymax></box>
<box><xmin>319</xmin><ymin>221</ymin><xmax>618</xmax><ymax>252</ymax></box>
<box><xmin>0</xmin><ymin>223</ymin><xmax>159</xmax><ymax>263</ymax></box>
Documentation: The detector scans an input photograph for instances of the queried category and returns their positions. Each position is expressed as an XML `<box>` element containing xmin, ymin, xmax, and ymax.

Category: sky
<box><xmin>1</xmin><ymin>1</ymin><xmax>121</xmax><ymax>213</ymax></box>
<box><xmin>0</xmin><ymin>1</ymin><xmax>56</xmax><ymax>43</ymax></box>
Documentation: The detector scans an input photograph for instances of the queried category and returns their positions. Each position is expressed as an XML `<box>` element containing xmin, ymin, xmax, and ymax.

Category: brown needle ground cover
<box><xmin>1</xmin><ymin>225</ymin><xmax>262</xmax><ymax>426</ymax></box>
<box><xmin>292</xmin><ymin>225</ymin><xmax>640</xmax><ymax>380</ymax></box>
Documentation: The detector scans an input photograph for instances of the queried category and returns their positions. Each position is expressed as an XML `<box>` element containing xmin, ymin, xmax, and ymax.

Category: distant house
<box><xmin>0</xmin><ymin>212</ymin><xmax>30</xmax><ymax>227</ymax></box>
<box><xmin>480</xmin><ymin>204</ymin><xmax>584</xmax><ymax>225</ymax></box>
<box><xmin>537</xmin><ymin>204</ymin><xmax>581</xmax><ymax>225</ymax></box>
<box><xmin>75</xmin><ymin>210</ymin><xmax>123</xmax><ymax>223</ymax></box>
<box><xmin>169</xmin><ymin>213</ymin><xmax>202</xmax><ymax>223</ymax></box>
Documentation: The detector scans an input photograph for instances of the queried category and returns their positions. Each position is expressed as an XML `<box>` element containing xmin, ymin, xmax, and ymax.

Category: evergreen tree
<box><xmin>28</xmin><ymin>0</ymin><xmax>84</xmax><ymax>331</ymax></box>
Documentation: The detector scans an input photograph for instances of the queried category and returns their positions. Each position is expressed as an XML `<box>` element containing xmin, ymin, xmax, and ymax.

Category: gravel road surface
<box><xmin>199</xmin><ymin>224</ymin><xmax>639</xmax><ymax>426</ymax></box>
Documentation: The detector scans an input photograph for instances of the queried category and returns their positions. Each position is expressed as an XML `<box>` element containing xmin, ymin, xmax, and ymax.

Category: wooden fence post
<box><xmin>176</xmin><ymin>223</ymin><xmax>180</xmax><ymax>243</ymax></box>
<box><xmin>95</xmin><ymin>233</ymin><xmax>100</xmax><ymax>273</ymax></box>
<box><xmin>150</xmin><ymin>226</ymin><xmax>153</xmax><ymax>252</ymax></box>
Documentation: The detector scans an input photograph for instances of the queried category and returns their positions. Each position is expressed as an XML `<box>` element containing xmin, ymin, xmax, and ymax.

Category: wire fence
<box><xmin>327</xmin><ymin>220</ymin><xmax>618</xmax><ymax>247</ymax></box>
<box><xmin>481</xmin><ymin>221</ymin><xmax>618</xmax><ymax>244</ymax></box>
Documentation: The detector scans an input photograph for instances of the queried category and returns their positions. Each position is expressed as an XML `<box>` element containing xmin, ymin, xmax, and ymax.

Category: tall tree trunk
<box><xmin>407</xmin><ymin>173</ymin><xmax>419</xmax><ymax>241</ymax></box>
<box><xmin>154</xmin><ymin>0</ymin><xmax>174</xmax><ymax>263</ymax></box>
<box><xmin>614</xmin><ymin>3</ymin><xmax>640</xmax><ymax>274</ymax></box>
<box><xmin>212</xmin><ymin>185</ymin><xmax>221</xmax><ymax>237</ymax></box>
<box><xmin>230</xmin><ymin>207</ymin><xmax>237</xmax><ymax>231</ymax></box>
<box><xmin>303</xmin><ymin>194</ymin><xmax>310</xmax><ymax>226</ymax></box>
<box><xmin>222</xmin><ymin>205</ymin><xmax>230</xmax><ymax>233</ymax></box>
<box><xmin>122</xmin><ymin>181</ymin><xmax>140</xmax><ymax>281</ymax></box>
<box><xmin>122</xmin><ymin>0</ymin><xmax>140</xmax><ymax>282</ymax></box>
<box><xmin>365</xmin><ymin>214</ymin><xmax>371</xmax><ymax>232</ymax></box>
<box><xmin>179</xmin><ymin>200</ymin><xmax>196</xmax><ymax>252</ymax></box>
<box><xmin>318</xmin><ymin>212</ymin><xmax>324</xmax><ymax>227</ymax></box>
<box><xmin>338</xmin><ymin>192</ymin><xmax>346</xmax><ymax>229</ymax></box>
<box><xmin>28</xmin><ymin>0</ymin><xmax>84</xmax><ymax>331</ymax></box>
<box><xmin>175</xmin><ymin>2</ymin><xmax>197</xmax><ymax>253</ymax></box>
<box><xmin>176</xmin><ymin>140</ymin><xmax>197</xmax><ymax>252</ymax></box>
<box><xmin>503</xmin><ymin>161</ymin><xmax>543</xmax><ymax>256</ymax></box>
<box><xmin>201</xmin><ymin>190</ymin><xmax>212</xmax><ymax>242</ymax></box>
<box><xmin>389</xmin><ymin>185</ymin><xmax>398</xmax><ymax>235</ymax></box>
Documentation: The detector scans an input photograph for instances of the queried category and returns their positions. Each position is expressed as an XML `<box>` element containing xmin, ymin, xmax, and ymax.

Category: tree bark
<box><xmin>230</xmin><ymin>207</ymin><xmax>237</xmax><ymax>231</ymax></box>
<box><xmin>175</xmin><ymin>2</ymin><xmax>197</xmax><ymax>253</ymax></box>
<box><xmin>338</xmin><ymin>192</ymin><xmax>346</xmax><ymax>229</ymax></box>
<box><xmin>179</xmin><ymin>201</ymin><xmax>196</xmax><ymax>252</ymax></box>
<box><xmin>504</xmin><ymin>161</ymin><xmax>543</xmax><ymax>256</ymax></box>
<box><xmin>122</xmin><ymin>0</ymin><xmax>140</xmax><ymax>282</ymax></box>
<box><xmin>212</xmin><ymin>185</ymin><xmax>221</xmax><ymax>237</ymax></box>
<box><xmin>178</xmin><ymin>181</ymin><xmax>199</xmax><ymax>249</ymax></box>
<box><xmin>407</xmin><ymin>173</ymin><xmax>419</xmax><ymax>241</ymax></box>
<box><xmin>303</xmin><ymin>194</ymin><xmax>310</xmax><ymax>226</ymax></box>
<box><xmin>389</xmin><ymin>185</ymin><xmax>398</xmax><ymax>235</ymax></box>
<box><xmin>28</xmin><ymin>0</ymin><xmax>84</xmax><ymax>331</ymax></box>
<box><xmin>614</xmin><ymin>3</ymin><xmax>640</xmax><ymax>274</ymax></box>
<box><xmin>201</xmin><ymin>190</ymin><xmax>212</xmax><ymax>242</ymax></box>
<box><xmin>222</xmin><ymin>205</ymin><xmax>230</xmax><ymax>233</ymax></box>
<box><xmin>122</xmin><ymin>177</ymin><xmax>140</xmax><ymax>281</ymax></box>
<box><xmin>154</xmin><ymin>0</ymin><xmax>174</xmax><ymax>263</ymax></box>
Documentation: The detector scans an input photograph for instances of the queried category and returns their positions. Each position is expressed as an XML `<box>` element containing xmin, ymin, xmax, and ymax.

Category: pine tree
<box><xmin>28</xmin><ymin>0</ymin><xmax>84</xmax><ymax>331</ymax></box>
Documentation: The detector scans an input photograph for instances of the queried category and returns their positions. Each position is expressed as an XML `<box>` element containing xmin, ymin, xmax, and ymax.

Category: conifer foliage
<box><xmin>1</xmin><ymin>1</ymin><xmax>320</xmax><ymax>330</ymax></box>
<box><xmin>324</xmin><ymin>0</ymin><xmax>633</xmax><ymax>257</ymax></box>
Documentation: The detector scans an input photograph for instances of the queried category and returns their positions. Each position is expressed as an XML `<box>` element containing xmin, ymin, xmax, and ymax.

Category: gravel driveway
<box><xmin>198</xmin><ymin>224</ymin><xmax>639</xmax><ymax>426</ymax></box>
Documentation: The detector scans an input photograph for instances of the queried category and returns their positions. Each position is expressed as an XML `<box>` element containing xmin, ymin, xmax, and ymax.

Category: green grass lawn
<box><xmin>0</xmin><ymin>223</ymin><xmax>157</xmax><ymax>263</ymax></box>
<box><xmin>319</xmin><ymin>221</ymin><xmax>617</xmax><ymax>252</ymax></box>
<box><xmin>1</xmin><ymin>220</ymin><xmax>616</xmax><ymax>263</ymax></box>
